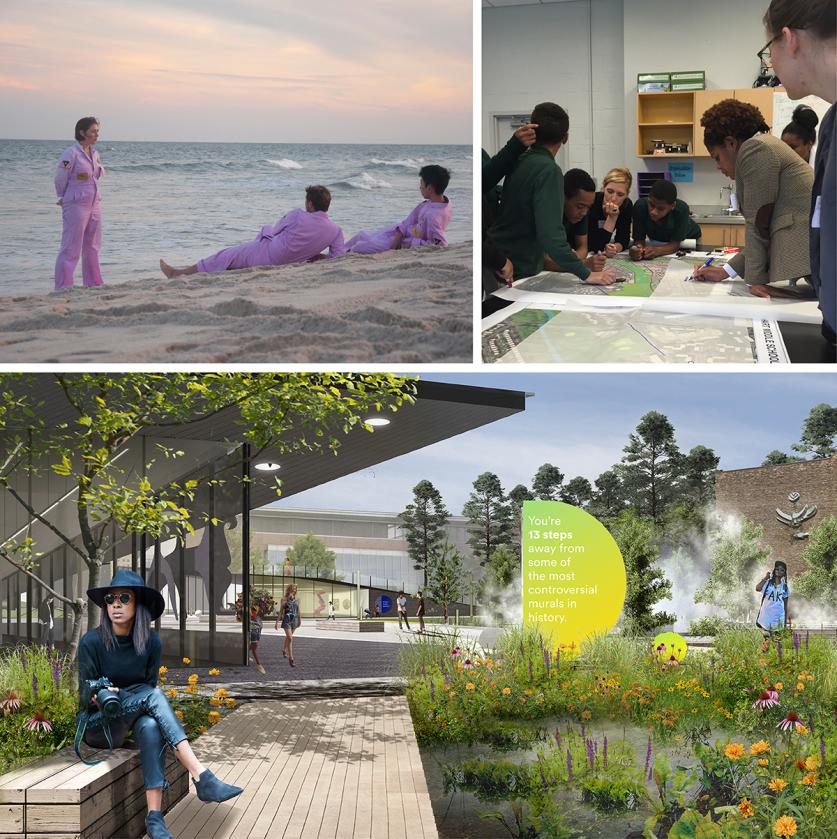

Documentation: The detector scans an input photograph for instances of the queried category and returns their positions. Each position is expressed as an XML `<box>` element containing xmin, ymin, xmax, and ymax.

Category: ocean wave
<box><xmin>332</xmin><ymin>172</ymin><xmax>393</xmax><ymax>190</ymax></box>
<box><xmin>369</xmin><ymin>156</ymin><xmax>425</xmax><ymax>169</ymax></box>
<box><xmin>105</xmin><ymin>160</ymin><xmax>237</xmax><ymax>173</ymax></box>
<box><xmin>264</xmin><ymin>158</ymin><xmax>303</xmax><ymax>169</ymax></box>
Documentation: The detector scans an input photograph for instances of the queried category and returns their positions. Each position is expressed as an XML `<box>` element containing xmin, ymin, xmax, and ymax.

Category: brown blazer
<box><xmin>728</xmin><ymin>133</ymin><xmax>813</xmax><ymax>285</ymax></box>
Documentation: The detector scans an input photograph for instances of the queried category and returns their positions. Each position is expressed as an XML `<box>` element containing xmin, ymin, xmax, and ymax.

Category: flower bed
<box><xmin>402</xmin><ymin>626</ymin><xmax>837</xmax><ymax>837</ymax></box>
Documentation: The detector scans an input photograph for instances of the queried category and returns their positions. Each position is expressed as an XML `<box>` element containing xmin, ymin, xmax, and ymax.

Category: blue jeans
<box><xmin>82</xmin><ymin>683</ymin><xmax>187</xmax><ymax>790</ymax></box>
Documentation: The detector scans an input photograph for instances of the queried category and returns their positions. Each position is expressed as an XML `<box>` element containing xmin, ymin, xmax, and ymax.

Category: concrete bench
<box><xmin>0</xmin><ymin>745</ymin><xmax>187</xmax><ymax>838</ymax></box>
<box><xmin>315</xmin><ymin>619</ymin><xmax>385</xmax><ymax>632</ymax></box>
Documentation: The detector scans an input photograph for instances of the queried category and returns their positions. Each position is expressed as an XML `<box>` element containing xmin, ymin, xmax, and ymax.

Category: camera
<box><xmin>85</xmin><ymin>677</ymin><xmax>121</xmax><ymax>718</ymax></box>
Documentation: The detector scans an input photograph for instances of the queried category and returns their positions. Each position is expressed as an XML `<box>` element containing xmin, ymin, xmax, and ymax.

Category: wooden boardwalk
<box><xmin>157</xmin><ymin>696</ymin><xmax>438</xmax><ymax>839</ymax></box>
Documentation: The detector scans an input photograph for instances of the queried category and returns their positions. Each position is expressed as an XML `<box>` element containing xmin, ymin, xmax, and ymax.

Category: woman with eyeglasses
<box><xmin>694</xmin><ymin>99</ymin><xmax>813</xmax><ymax>297</ymax></box>
<box><xmin>77</xmin><ymin>570</ymin><xmax>243</xmax><ymax>839</ymax></box>
<box><xmin>762</xmin><ymin>0</ymin><xmax>836</xmax><ymax>344</ymax></box>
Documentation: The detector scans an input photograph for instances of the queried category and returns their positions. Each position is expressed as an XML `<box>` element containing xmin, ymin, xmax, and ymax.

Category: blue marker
<box><xmin>687</xmin><ymin>256</ymin><xmax>715</xmax><ymax>282</ymax></box>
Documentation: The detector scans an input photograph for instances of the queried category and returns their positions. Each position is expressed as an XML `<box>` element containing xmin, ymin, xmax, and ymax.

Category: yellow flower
<box><xmin>210</xmin><ymin>697</ymin><xmax>222</xmax><ymax>707</ymax></box>
<box><xmin>465</xmin><ymin>683</ymin><xmax>475</xmax><ymax>691</ymax></box>
<box><xmin>448</xmin><ymin>691</ymin><xmax>456</xmax><ymax>699</ymax></box>
<box><xmin>758</xmin><ymin>759</ymin><xmax>770</xmax><ymax>767</ymax></box>
<box><xmin>806</xmin><ymin>674</ymin><xmax>813</xmax><ymax>681</ymax></box>
<box><xmin>768</xmin><ymin>778</ymin><xmax>787</xmax><ymax>792</ymax></box>
<box><xmin>198</xmin><ymin>726</ymin><xmax>208</xmax><ymax>735</ymax></box>
<box><xmin>182</xmin><ymin>657</ymin><xmax>191</xmax><ymax>665</ymax></box>
<box><xmin>750</xmin><ymin>740</ymin><xmax>770</xmax><ymax>755</ymax></box>
<box><xmin>796</xmin><ymin>725</ymin><xmax>809</xmax><ymax>736</ymax></box>
<box><xmin>799</xmin><ymin>773</ymin><xmax>816</xmax><ymax>786</ymax></box>
<box><xmin>185</xmin><ymin>685</ymin><xmax>197</xmax><ymax>694</ymax></box>
<box><xmin>208</xmin><ymin>711</ymin><xmax>221</xmax><ymax>725</ymax></box>
<box><xmin>188</xmin><ymin>674</ymin><xmax>199</xmax><ymax>684</ymax></box>
<box><xmin>804</xmin><ymin>755</ymin><xmax>820</xmax><ymax>771</ymax></box>
<box><xmin>215</xmin><ymin>688</ymin><xmax>228</xmax><ymax>698</ymax></box>
<box><xmin>775</xmin><ymin>682</ymin><xmax>783</xmax><ymax>690</ymax></box>
<box><xmin>502</xmin><ymin>687</ymin><xmax>511</xmax><ymax>696</ymax></box>
<box><xmin>758</xmin><ymin>657</ymin><xmax>767</xmax><ymax>667</ymax></box>
<box><xmin>739</xmin><ymin>799</ymin><xmax>754</xmax><ymax>818</ymax></box>
<box><xmin>724</xmin><ymin>743</ymin><xmax>745</xmax><ymax>760</ymax></box>
<box><xmin>208</xmin><ymin>668</ymin><xmax>221</xmax><ymax>676</ymax></box>
<box><xmin>774</xmin><ymin>815</ymin><xmax>797</xmax><ymax>837</ymax></box>
<box><xmin>581</xmin><ymin>710</ymin><xmax>592</xmax><ymax>720</ymax></box>
<box><xmin>158</xmin><ymin>666</ymin><xmax>168</xmax><ymax>675</ymax></box>
<box><xmin>174</xmin><ymin>710</ymin><xmax>184</xmax><ymax>721</ymax></box>
<box><xmin>796</xmin><ymin>682</ymin><xmax>804</xmax><ymax>691</ymax></box>
<box><xmin>224</xmin><ymin>698</ymin><xmax>236</xmax><ymax>708</ymax></box>
<box><xmin>159</xmin><ymin>676</ymin><xmax>167</xmax><ymax>684</ymax></box>
<box><xmin>165</xmin><ymin>688</ymin><xmax>177</xmax><ymax>699</ymax></box>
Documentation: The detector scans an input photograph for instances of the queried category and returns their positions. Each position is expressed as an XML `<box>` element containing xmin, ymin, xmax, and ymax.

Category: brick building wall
<box><xmin>714</xmin><ymin>458</ymin><xmax>837</xmax><ymax>576</ymax></box>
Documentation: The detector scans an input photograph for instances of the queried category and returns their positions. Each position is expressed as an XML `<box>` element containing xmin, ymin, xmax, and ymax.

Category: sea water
<box><xmin>0</xmin><ymin>139</ymin><xmax>472</xmax><ymax>296</ymax></box>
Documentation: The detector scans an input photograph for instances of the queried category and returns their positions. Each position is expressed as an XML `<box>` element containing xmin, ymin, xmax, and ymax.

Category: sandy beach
<box><xmin>0</xmin><ymin>243</ymin><xmax>472</xmax><ymax>363</ymax></box>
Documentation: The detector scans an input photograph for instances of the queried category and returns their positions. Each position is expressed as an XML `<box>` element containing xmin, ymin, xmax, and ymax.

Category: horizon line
<box><xmin>0</xmin><ymin>137</ymin><xmax>471</xmax><ymax>147</ymax></box>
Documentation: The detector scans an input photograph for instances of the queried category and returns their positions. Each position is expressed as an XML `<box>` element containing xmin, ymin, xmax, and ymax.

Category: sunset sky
<box><xmin>0</xmin><ymin>0</ymin><xmax>472</xmax><ymax>144</ymax></box>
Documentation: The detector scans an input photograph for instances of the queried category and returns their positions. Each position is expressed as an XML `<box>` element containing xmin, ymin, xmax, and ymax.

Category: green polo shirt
<box><xmin>633</xmin><ymin>197</ymin><xmax>702</xmax><ymax>244</ymax></box>
<box><xmin>486</xmin><ymin>145</ymin><xmax>590</xmax><ymax>280</ymax></box>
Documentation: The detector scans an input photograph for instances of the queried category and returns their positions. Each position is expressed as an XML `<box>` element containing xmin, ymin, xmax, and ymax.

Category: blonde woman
<box><xmin>587</xmin><ymin>167</ymin><xmax>633</xmax><ymax>256</ymax></box>
<box><xmin>275</xmin><ymin>584</ymin><xmax>301</xmax><ymax>667</ymax></box>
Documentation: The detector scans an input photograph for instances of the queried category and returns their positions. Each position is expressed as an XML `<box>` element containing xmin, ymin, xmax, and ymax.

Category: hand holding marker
<box><xmin>688</xmin><ymin>256</ymin><xmax>715</xmax><ymax>282</ymax></box>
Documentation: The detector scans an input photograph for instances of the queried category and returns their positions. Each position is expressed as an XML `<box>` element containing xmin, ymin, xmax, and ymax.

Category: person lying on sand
<box><xmin>346</xmin><ymin>165</ymin><xmax>452</xmax><ymax>254</ymax></box>
<box><xmin>159</xmin><ymin>185</ymin><xmax>345</xmax><ymax>277</ymax></box>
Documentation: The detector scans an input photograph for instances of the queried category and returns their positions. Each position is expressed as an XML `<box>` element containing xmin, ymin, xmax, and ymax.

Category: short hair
<box><xmin>701</xmin><ymin>99</ymin><xmax>770</xmax><ymax>148</ymax></box>
<box><xmin>305</xmin><ymin>185</ymin><xmax>331</xmax><ymax>212</ymax></box>
<box><xmin>764</xmin><ymin>0</ymin><xmax>836</xmax><ymax>41</ymax></box>
<box><xmin>602</xmin><ymin>167</ymin><xmax>633</xmax><ymax>192</ymax></box>
<box><xmin>564</xmin><ymin>168</ymin><xmax>596</xmax><ymax>198</ymax></box>
<box><xmin>530</xmin><ymin>102</ymin><xmax>569</xmax><ymax>146</ymax></box>
<box><xmin>74</xmin><ymin>117</ymin><xmax>99</xmax><ymax>142</ymax></box>
<box><xmin>419</xmin><ymin>164</ymin><xmax>450</xmax><ymax>194</ymax></box>
<box><xmin>649</xmin><ymin>179</ymin><xmax>677</xmax><ymax>204</ymax></box>
<box><xmin>782</xmin><ymin>104</ymin><xmax>819</xmax><ymax>145</ymax></box>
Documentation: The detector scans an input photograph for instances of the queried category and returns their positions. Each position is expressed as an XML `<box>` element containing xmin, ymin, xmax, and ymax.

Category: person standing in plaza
<box><xmin>755</xmin><ymin>560</ymin><xmax>791</xmax><ymax>632</ymax></box>
<box><xmin>327</xmin><ymin>600</ymin><xmax>336</xmax><ymax>621</ymax></box>
<box><xmin>397</xmin><ymin>591</ymin><xmax>411</xmax><ymax>630</ymax></box>
<box><xmin>54</xmin><ymin>117</ymin><xmax>105</xmax><ymax>291</ymax></box>
<box><xmin>416</xmin><ymin>591</ymin><xmax>426</xmax><ymax>634</ymax></box>
<box><xmin>38</xmin><ymin>594</ymin><xmax>55</xmax><ymax>649</ymax></box>
<box><xmin>276</xmin><ymin>584</ymin><xmax>301</xmax><ymax>667</ymax></box>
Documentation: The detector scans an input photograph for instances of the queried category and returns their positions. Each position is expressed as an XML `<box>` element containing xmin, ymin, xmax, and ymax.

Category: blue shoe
<box><xmin>146</xmin><ymin>810</ymin><xmax>174</xmax><ymax>839</ymax></box>
<box><xmin>193</xmin><ymin>769</ymin><xmax>243</xmax><ymax>803</ymax></box>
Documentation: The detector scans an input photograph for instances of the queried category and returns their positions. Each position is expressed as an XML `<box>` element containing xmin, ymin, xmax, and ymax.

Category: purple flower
<box><xmin>581</xmin><ymin>724</ymin><xmax>586</xmax><ymax>740</ymax></box>
<box><xmin>538</xmin><ymin>760</ymin><xmax>548</xmax><ymax>790</ymax></box>
<box><xmin>820</xmin><ymin>736</ymin><xmax>826</xmax><ymax>766</ymax></box>
<box><xmin>555</xmin><ymin>729</ymin><xmax>562</xmax><ymax>749</ymax></box>
<box><xmin>429</xmin><ymin>681</ymin><xmax>435</xmax><ymax>702</ymax></box>
<box><xmin>544</xmin><ymin>649</ymin><xmax>550</xmax><ymax>677</ymax></box>
<box><xmin>603</xmin><ymin>736</ymin><xmax>608</xmax><ymax>769</ymax></box>
<box><xmin>586</xmin><ymin>738</ymin><xmax>595</xmax><ymax>771</ymax></box>
<box><xmin>777</xmin><ymin>638</ymin><xmax>783</xmax><ymax>662</ymax></box>
<box><xmin>31</xmin><ymin>674</ymin><xmax>38</xmax><ymax>701</ymax></box>
<box><xmin>566</xmin><ymin>748</ymin><xmax>573</xmax><ymax>780</ymax></box>
<box><xmin>422</xmin><ymin>663</ymin><xmax>426</xmax><ymax>680</ymax></box>
<box><xmin>51</xmin><ymin>661</ymin><xmax>61</xmax><ymax>693</ymax></box>
<box><xmin>644</xmin><ymin>737</ymin><xmax>652</xmax><ymax>776</ymax></box>
<box><xmin>528</xmin><ymin>659</ymin><xmax>533</xmax><ymax>683</ymax></box>
<box><xmin>805</xmin><ymin>631</ymin><xmax>809</xmax><ymax>652</ymax></box>
<box><xmin>793</xmin><ymin>633</ymin><xmax>800</xmax><ymax>656</ymax></box>
<box><xmin>25</xmin><ymin>712</ymin><xmax>52</xmax><ymax>733</ymax></box>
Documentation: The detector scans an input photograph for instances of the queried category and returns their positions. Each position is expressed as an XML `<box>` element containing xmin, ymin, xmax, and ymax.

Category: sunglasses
<box><xmin>104</xmin><ymin>592</ymin><xmax>134</xmax><ymax>605</ymax></box>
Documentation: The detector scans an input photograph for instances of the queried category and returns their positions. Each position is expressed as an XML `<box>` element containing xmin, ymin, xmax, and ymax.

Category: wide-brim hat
<box><xmin>87</xmin><ymin>569</ymin><xmax>165</xmax><ymax>621</ymax></box>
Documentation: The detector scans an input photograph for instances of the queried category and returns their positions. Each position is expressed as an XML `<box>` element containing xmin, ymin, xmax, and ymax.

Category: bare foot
<box><xmin>160</xmin><ymin>259</ymin><xmax>176</xmax><ymax>279</ymax></box>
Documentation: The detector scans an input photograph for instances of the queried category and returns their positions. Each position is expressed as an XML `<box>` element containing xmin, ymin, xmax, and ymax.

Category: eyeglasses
<box><xmin>104</xmin><ymin>592</ymin><xmax>133</xmax><ymax>605</ymax></box>
<box><xmin>757</xmin><ymin>35</ymin><xmax>778</xmax><ymax>64</ymax></box>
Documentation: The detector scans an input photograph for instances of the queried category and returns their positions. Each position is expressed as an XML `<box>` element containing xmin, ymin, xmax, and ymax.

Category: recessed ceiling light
<box><xmin>254</xmin><ymin>461</ymin><xmax>281</xmax><ymax>472</ymax></box>
<box><xmin>365</xmin><ymin>416</ymin><xmax>391</xmax><ymax>427</ymax></box>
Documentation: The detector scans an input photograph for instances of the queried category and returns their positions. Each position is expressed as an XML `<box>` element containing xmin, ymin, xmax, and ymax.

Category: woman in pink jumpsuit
<box><xmin>54</xmin><ymin>117</ymin><xmax>105</xmax><ymax>291</ymax></box>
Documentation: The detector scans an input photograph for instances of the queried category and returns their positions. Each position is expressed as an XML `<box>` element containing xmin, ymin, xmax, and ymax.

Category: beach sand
<box><xmin>0</xmin><ymin>243</ymin><xmax>472</xmax><ymax>363</ymax></box>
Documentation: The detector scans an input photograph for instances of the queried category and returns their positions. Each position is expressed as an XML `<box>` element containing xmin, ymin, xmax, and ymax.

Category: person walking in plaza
<box><xmin>249</xmin><ymin>608</ymin><xmax>265</xmax><ymax>674</ymax></box>
<box><xmin>327</xmin><ymin>600</ymin><xmax>336</xmax><ymax>621</ymax></box>
<box><xmin>77</xmin><ymin>569</ymin><xmax>242</xmax><ymax>839</ymax></box>
<box><xmin>416</xmin><ymin>591</ymin><xmax>426</xmax><ymax>634</ymax></box>
<box><xmin>54</xmin><ymin>117</ymin><xmax>105</xmax><ymax>291</ymax></box>
<box><xmin>276</xmin><ymin>584</ymin><xmax>301</xmax><ymax>667</ymax></box>
<box><xmin>38</xmin><ymin>594</ymin><xmax>55</xmax><ymax>649</ymax></box>
<box><xmin>397</xmin><ymin>591</ymin><xmax>411</xmax><ymax>631</ymax></box>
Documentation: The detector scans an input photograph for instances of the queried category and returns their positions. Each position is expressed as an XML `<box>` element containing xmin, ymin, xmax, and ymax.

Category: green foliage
<box><xmin>796</xmin><ymin>516</ymin><xmax>837</xmax><ymax>609</ymax></box>
<box><xmin>284</xmin><ymin>532</ymin><xmax>336</xmax><ymax>576</ymax></box>
<box><xmin>791</xmin><ymin>402</ymin><xmax>837</xmax><ymax>459</ymax></box>
<box><xmin>577</xmin><ymin>632</ymin><xmax>647</xmax><ymax>675</ymax></box>
<box><xmin>680</xmin><ymin>445</ymin><xmax>720</xmax><ymax>507</ymax></box>
<box><xmin>588</xmin><ymin>469</ymin><xmax>625</xmax><ymax>522</ymax></box>
<box><xmin>531</xmin><ymin>463</ymin><xmax>564</xmax><ymax>501</ymax></box>
<box><xmin>487</xmin><ymin>543</ymin><xmax>518</xmax><ymax>589</ymax></box>
<box><xmin>686</xmin><ymin>617</ymin><xmax>737</xmax><ymax>636</ymax></box>
<box><xmin>559</xmin><ymin>477</ymin><xmax>593</xmax><ymax>509</ymax></box>
<box><xmin>618</xmin><ymin>410</ymin><xmax>683</xmax><ymax>523</ymax></box>
<box><xmin>610</xmin><ymin>511</ymin><xmax>675</xmax><ymax>635</ymax></box>
<box><xmin>426</xmin><ymin>537</ymin><xmax>465</xmax><ymax>622</ymax></box>
<box><xmin>399</xmin><ymin>479</ymin><xmax>450</xmax><ymax>586</ymax></box>
<box><xmin>762</xmin><ymin>450</ymin><xmax>803</xmax><ymax>466</ymax></box>
<box><xmin>463</xmin><ymin>471</ymin><xmax>512</xmax><ymax>565</ymax></box>
<box><xmin>695</xmin><ymin>517</ymin><xmax>771</xmax><ymax>622</ymax></box>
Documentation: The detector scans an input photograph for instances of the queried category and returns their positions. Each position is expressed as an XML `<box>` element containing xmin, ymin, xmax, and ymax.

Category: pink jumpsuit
<box><xmin>54</xmin><ymin>143</ymin><xmax>105</xmax><ymax>290</ymax></box>
<box><xmin>196</xmin><ymin>209</ymin><xmax>346</xmax><ymax>273</ymax></box>
<box><xmin>346</xmin><ymin>197</ymin><xmax>453</xmax><ymax>254</ymax></box>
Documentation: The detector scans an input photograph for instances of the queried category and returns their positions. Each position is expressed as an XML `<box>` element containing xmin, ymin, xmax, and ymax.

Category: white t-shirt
<box><xmin>759</xmin><ymin>580</ymin><xmax>789</xmax><ymax>628</ymax></box>
<box><xmin>397</xmin><ymin>595</ymin><xmax>407</xmax><ymax>613</ymax></box>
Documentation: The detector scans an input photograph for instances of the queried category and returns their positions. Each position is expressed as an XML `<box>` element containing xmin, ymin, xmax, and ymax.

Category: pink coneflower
<box><xmin>777</xmin><ymin>710</ymin><xmax>805</xmax><ymax>732</ymax></box>
<box><xmin>462</xmin><ymin>658</ymin><xmax>474</xmax><ymax>669</ymax></box>
<box><xmin>1</xmin><ymin>689</ymin><xmax>22</xmax><ymax>714</ymax></box>
<box><xmin>752</xmin><ymin>687</ymin><xmax>780</xmax><ymax>710</ymax></box>
<box><xmin>667</xmin><ymin>655</ymin><xmax>680</xmax><ymax>668</ymax></box>
<box><xmin>450</xmin><ymin>647</ymin><xmax>461</xmax><ymax>658</ymax></box>
<box><xmin>25</xmin><ymin>712</ymin><xmax>53</xmax><ymax>733</ymax></box>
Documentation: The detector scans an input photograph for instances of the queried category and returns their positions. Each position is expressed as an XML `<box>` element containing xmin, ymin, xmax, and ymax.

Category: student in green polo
<box><xmin>486</xmin><ymin>102</ymin><xmax>616</xmax><ymax>284</ymax></box>
<box><xmin>630</xmin><ymin>179</ymin><xmax>702</xmax><ymax>260</ymax></box>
